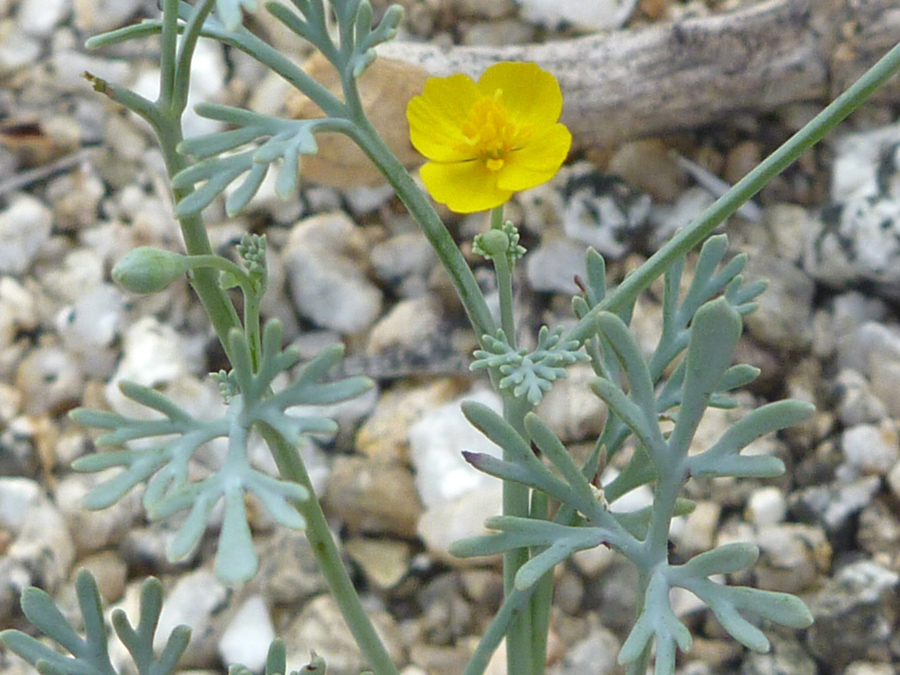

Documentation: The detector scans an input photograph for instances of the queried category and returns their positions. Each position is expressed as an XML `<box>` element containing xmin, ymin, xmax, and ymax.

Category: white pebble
<box><xmin>218</xmin><ymin>595</ymin><xmax>275</xmax><ymax>672</ymax></box>
<box><xmin>746</xmin><ymin>486</ymin><xmax>787</xmax><ymax>527</ymax></box>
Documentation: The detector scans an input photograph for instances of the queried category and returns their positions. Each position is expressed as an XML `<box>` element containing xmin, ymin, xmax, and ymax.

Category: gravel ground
<box><xmin>1</xmin><ymin>1</ymin><xmax>899</xmax><ymax>675</ymax></box>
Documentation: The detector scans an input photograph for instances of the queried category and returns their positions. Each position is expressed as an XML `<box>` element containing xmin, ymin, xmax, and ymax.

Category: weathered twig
<box><xmin>379</xmin><ymin>0</ymin><xmax>900</xmax><ymax>147</ymax></box>
<box><xmin>292</xmin><ymin>0</ymin><xmax>900</xmax><ymax>186</ymax></box>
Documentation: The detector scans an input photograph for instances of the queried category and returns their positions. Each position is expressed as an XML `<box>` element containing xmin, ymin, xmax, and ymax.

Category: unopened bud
<box><xmin>112</xmin><ymin>247</ymin><xmax>190</xmax><ymax>294</ymax></box>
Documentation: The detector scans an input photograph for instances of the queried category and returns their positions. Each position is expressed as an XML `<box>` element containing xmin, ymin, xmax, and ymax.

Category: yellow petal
<box><xmin>496</xmin><ymin>123</ymin><xmax>572</xmax><ymax>192</ymax></box>
<box><xmin>407</xmin><ymin>73</ymin><xmax>482</xmax><ymax>163</ymax></box>
<box><xmin>420</xmin><ymin>161</ymin><xmax>513</xmax><ymax>213</ymax></box>
<box><xmin>477</xmin><ymin>62</ymin><xmax>563</xmax><ymax>129</ymax></box>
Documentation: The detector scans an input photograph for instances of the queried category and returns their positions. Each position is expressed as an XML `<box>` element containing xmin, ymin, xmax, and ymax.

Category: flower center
<box><xmin>458</xmin><ymin>91</ymin><xmax>533</xmax><ymax>172</ymax></box>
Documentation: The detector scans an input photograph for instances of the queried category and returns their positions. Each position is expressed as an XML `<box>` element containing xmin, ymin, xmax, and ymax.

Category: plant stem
<box><xmin>490</xmin><ymin>206</ymin><xmax>516</xmax><ymax>346</ymax></box>
<box><xmin>259</xmin><ymin>425</ymin><xmax>401</xmax><ymax>675</ymax></box>
<box><xmin>349</xmin><ymin>120</ymin><xmax>496</xmax><ymax>342</ymax></box>
<box><xmin>565</xmin><ymin>35</ymin><xmax>900</xmax><ymax>345</ymax></box>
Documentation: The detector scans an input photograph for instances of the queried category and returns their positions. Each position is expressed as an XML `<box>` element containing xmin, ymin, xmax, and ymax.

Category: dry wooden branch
<box><xmin>380</xmin><ymin>0</ymin><xmax>900</xmax><ymax>147</ymax></box>
<box><xmin>296</xmin><ymin>0</ymin><xmax>900</xmax><ymax>186</ymax></box>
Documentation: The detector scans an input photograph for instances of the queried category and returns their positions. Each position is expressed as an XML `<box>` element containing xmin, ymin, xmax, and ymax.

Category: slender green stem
<box><xmin>172</xmin><ymin>0</ymin><xmax>216</xmax><ymax>117</ymax></box>
<box><xmin>565</xmin><ymin>36</ymin><xmax>900</xmax><ymax>345</ymax></box>
<box><xmin>500</xmin><ymin>393</ymin><xmax>534</xmax><ymax>675</ymax></box>
<box><xmin>259</xmin><ymin>424</ymin><xmax>401</xmax><ymax>675</ymax></box>
<box><xmin>462</xmin><ymin>586</ymin><xmax>535</xmax><ymax>675</ymax></box>
<box><xmin>184</xmin><ymin>254</ymin><xmax>253</xmax><ymax>288</ymax></box>
<box><xmin>221</xmin><ymin>25</ymin><xmax>347</xmax><ymax>119</ymax></box>
<box><xmin>348</xmin><ymin>119</ymin><xmax>497</xmax><ymax>342</ymax></box>
<box><xmin>153</xmin><ymin>0</ymin><xmax>242</xmax><ymax>357</ymax></box>
<box><xmin>159</xmin><ymin>0</ymin><xmax>179</xmax><ymax>108</ymax></box>
<box><xmin>528</xmin><ymin>493</ymin><xmax>552</xmax><ymax>675</ymax></box>
<box><xmin>490</xmin><ymin>207</ymin><xmax>516</xmax><ymax>347</ymax></box>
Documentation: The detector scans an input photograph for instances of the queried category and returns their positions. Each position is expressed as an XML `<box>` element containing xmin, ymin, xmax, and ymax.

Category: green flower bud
<box><xmin>112</xmin><ymin>247</ymin><xmax>190</xmax><ymax>294</ymax></box>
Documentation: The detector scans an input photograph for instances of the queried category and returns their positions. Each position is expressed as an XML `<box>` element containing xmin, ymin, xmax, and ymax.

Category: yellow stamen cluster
<box><xmin>458</xmin><ymin>92</ymin><xmax>533</xmax><ymax>172</ymax></box>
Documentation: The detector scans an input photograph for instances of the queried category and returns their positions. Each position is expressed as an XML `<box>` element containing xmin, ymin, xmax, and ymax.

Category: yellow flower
<box><xmin>406</xmin><ymin>61</ymin><xmax>572</xmax><ymax>214</ymax></box>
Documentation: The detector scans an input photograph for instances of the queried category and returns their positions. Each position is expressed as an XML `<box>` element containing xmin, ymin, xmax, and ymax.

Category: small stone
<box><xmin>106</xmin><ymin>316</ymin><xmax>200</xmax><ymax>415</ymax></box>
<box><xmin>73</xmin><ymin>0</ymin><xmax>145</xmax><ymax>35</ymax></box>
<box><xmin>284</xmin><ymin>594</ymin><xmax>403</xmax><ymax>675</ymax></box>
<box><xmin>518</xmin><ymin>0</ymin><xmax>638</xmax><ymax>31</ymax></box>
<box><xmin>419</xmin><ymin>574</ymin><xmax>472</xmax><ymax>645</ymax></box>
<box><xmin>18</xmin><ymin>0</ymin><xmax>69</xmax><ymax>37</ymax></box>
<box><xmin>571</xmin><ymin>544</ymin><xmax>615</xmax><ymax>578</ymax></box>
<box><xmin>16</xmin><ymin>342</ymin><xmax>84</xmax><ymax>415</ymax></box>
<box><xmin>0</xmin><ymin>494</ymin><xmax>75</xmax><ymax>622</ymax></box>
<box><xmin>525</xmin><ymin>237</ymin><xmax>588</xmax><ymax>294</ymax></box>
<box><xmin>888</xmin><ymin>461</ymin><xmax>900</xmax><ymax>501</ymax></box>
<box><xmin>754</xmin><ymin>523</ymin><xmax>831</xmax><ymax>594</ymax></box>
<box><xmin>789</xmin><ymin>476</ymin><xmax>880</xmax><ymax>538</ymax></box>
<box><xmin>807</xmin><ymin>560</ymin><xmax>900</xmax><ymax>671</ymax></box>
<box><xmin>648</xmin><ymin>186</ymin><xmax>716</xmax><ymax>249</ymax></box>
<box><xmin>724</xmin><ymin>140</ymin><xmax>762</xmax><ymax>185</ymax></box>
<box><xmin>367</xmin><ymin>297</ymin><xmax>443</xmax><ymax>355</ymax></box>
<box><xmin>678</xmin><ymin>500</ymin><xmax>722</xmax><ymax>557</ymax></box>
<box><xmin>745</xmin><ymin>486</ymin><xmax>787</xmax><ymax>527</ymax></box>
<box><xmin>561</xmin><ymin>167</ymin><xmax>653</xmax><ymax>259</ymax></box>
<box><xmin>838</xmin><ymin>321</ymin><xmax>900</xmax><ymax>379</ymax></box>
<box><xmin>324</xmin><ymin>456</ymin><xmax>422</xmax><ymax>538</ymax></box>
<box><xmin>55</xmin><ymin>472</ymin><xmax>143</xmax><ymax>556</ymax></box>
<box><xmin>857</xmin><ymin>496</ymin><xmax>900</xmax><ymax>566</ymax></box>
<box><xmin>283</xmin><ymin>212</ymin><xmax>383</xmax><ymax>334</ymax></box>
<box><xmin>549</xmin><ymin>624</ymin><xmax>621</xmax><ymax>675</ymax></box>
<box><xmin>761</xmin><ymin>204</ymin><xmax>816</xmax><ymax>265</ymax></box>
<box><xmin>77</xmin><ymin>550</ymin><xmax>127</xmax><ymax>603</ymax></box>
<box><xmin>0</xmin><ymin>382</ymin><xmax>22</xmax><ymax>426</ymax></box>
<box><xmin>253</xmin><ymin>529</ymin><xmax>328</xmax><ymax>605</ymax></box>
<box><xmin>0</xmin><ymin>20</ymin><xmax>41</xmax><ymax>76</ymax></box>
<box><xmin>357</xmin><ymin>380</ymin><xmax>465</xmax><ymax>463</ymax></box>
<box><xmin>833</xmin><ymin>368</ymin><xmax>888</xmax><ymax>427</ymax></box>
<box><xmin>154</xmin><ymin>569</ymin><xmax>228</xmax><ymax>668</ymax></box>
<box><xmin>45</xmin><ymin>166</ymin><xmax>105</xmax><ymax>231</ymax></box>
<box><xmin>841</xmin><ymin>420</ymin><xmax>900</xmax><ymax>476</ymax></box>
<box><xmin>218</xmin><ymin>595</ymin><xmax>275</xmax><ymax>672</ymax></box>
<box><xmin>608</xmin><ymin>139</ymin><xmax>686</xmax><ymax>202</ymax></box>
<box><xmin>416</xmin><ymin>485</ymin><xmax>502</xmax><ymax>566</ymax></box>
<box><xmin>0</xmin><ymin>195</ymin><xmax>53</xmax><ymax>275</ymax></box>
<box><xmin>369</xmin><ymin>232</ymin><xmax>436</xmax><ymax>298</ymax></box>
<box><xmin>743</xmin><ymin>254</ymin><xmax>815</xmax><ymax>352</ymax></box>
<box><xmin>454</xmin><ymin>0</ymin><xmax>517</xmax><ymax>19</ymax></box>
<box><xmin>534</xmin><ymin>363</ymin><xmax>607</xmax><ymax>442</ymax></box>
<box><xmin>554</xmin><ymin>569</ymin><xmax>584</xmax><ymax>615</ymax></box>
<box><xmin>741</xmin><ymin>633</ymin><xmax>817</xmax><ymax>675</ymax></box>
<box><xmin>55</xmin><ymin>284</ymin><xmax>125</xmax><ymax>379</ymax></box>
<box><xmin>408</xmin><ymin>645</ymin><xmax>470</xmax><ymax>675</ymax></box>
<box><xmin>409</xmin><ymin>388</ymin><xmax>503</xmax><ymax>509</ymax></box>
<box><xmin>844</xmin><ymin>662</ymin><xmax>896</xmax><ymax>675</ymax></box>
<box><xmin>0</xmin><ymin>477</ymin><xmax>42</xmax><ymax>535</ymax></box>
<box><xmin>118</xmin><ymin>524</ymin><xmax>199</xmax><ymax>573</ymax></box>
<box><xmin>345</xmin><ymin>537</ymin><xmax>411</xmax><ymax>590</ymax></box>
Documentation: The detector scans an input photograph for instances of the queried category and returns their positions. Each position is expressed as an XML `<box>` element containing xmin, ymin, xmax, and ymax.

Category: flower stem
<box><xmin>259</xmin><ymin>425</ymin><xmax>401</xmax><ymax>675</ymax></box>
<box><xmin>565</xmin><ymin>35</ymin><xmax>900</xmax><ymax>345</ymax></box>
<box><xmin>490</xmin><ymin>206</ymin><xmax>516</xmax><ymax>347</ymax></box>
<box><xmin>347</xmin><ymin>119</ymin><xmax>497</xmax><ymax>343</ymax></box>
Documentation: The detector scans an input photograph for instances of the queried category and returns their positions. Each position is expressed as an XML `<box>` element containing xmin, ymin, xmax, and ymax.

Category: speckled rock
<box><xmin>0</xmin><ymin>195</ymin><xmax>53</xmax><ymax>276</ymax></box>
<box><xmin>518</xmin><ymin>0</ymin><xmax>638</xmax><ymax>31</ymax></box>
<box><xmin>324</xmin><ymin>456</ymin><xmax>422</xmax><ymax>538</ymax></box>
<box><xmin>0</xmin><ymin>492</ymin><xmax>75</xmax><ymax>622</ymax></box>
<box><xmin>806</xmin><ymin>560</ymin><xmax>900</xmax><ymax>671</ymax></box>
<box><xmin>840</xmin><ymin>419</ymin><xmax>900</xmax><ymax>477</ymax></box>
<box><xmin>283</xmin><ymin>212</ymin><xmax>383</xmax><ymax>334</ymax></box>
<box><xmin>284</xmin><ymin>593</ymin><xmax>404</xmax><ymax>675</ymax></box>
<box><xmin>754</xmin><ymin>523</ymin><xmax>831</xmax><ymax>594</ymax></box>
